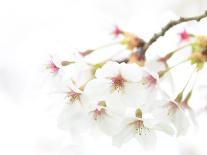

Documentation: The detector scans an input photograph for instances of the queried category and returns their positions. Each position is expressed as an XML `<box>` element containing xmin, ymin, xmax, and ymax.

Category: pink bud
<box><xmin>178</xmin><ymin>29</ymin><xmax>190</xmax><ymax>42</ymax></box>
<box><xmin>112</xmin><ymin>25</ymin><xmax>123</xmax><ymax>38</ymax></box>
<box><xmin>47</xmin><ymin>60</ymin><xmax>60</xmax><ymax>74</ymax></box>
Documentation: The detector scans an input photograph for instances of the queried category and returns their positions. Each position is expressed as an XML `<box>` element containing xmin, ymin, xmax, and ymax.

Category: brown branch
<box><xmin>140</xmin><ymin>10</ymin><xmax>207</xmax><ymax>56</ymax></box>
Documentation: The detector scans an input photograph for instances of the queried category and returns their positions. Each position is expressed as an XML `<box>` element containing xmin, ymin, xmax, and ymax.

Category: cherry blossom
<box><xmin>84</xmin><ymin>61</ymin><xmax>146</xmax><ymax>110</ymax></box>
<box><xmin>46</xmin><ymin>12</ymin><xmax>207</xmax><ymax>149</ymax></box>
<box><xmin>87</xmin><ymin>100</ymin><xmax>121</xmax><ymax>136</ymax></box>
<box><xmin>57</xmin><ymin>81</ymin><xmax>90</xmax><ymax>133</ymax></box>
<box><xmin>113</xmin><ymin>108</ymin><xmax>174</xmax><ymax>149</ymax></box>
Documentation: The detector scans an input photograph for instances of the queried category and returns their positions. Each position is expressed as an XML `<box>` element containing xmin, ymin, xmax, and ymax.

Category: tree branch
<box><xmin>140</xmin><ymin>10</ymin><xmax>207</xmax><ymax>56</ymax></box>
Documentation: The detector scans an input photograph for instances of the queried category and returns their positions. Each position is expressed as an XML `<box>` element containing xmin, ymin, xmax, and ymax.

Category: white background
<box><xmin>0</xmin><ymin>0</ymin><xmax>207</xmax><ymax>154</ymax></box>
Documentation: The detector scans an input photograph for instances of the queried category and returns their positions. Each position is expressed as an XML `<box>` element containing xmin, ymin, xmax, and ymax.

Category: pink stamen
<box><xmin>92</xmin><ymin>108</ymin><xmax>106</xmax><ymax>120</ymax></box>
<box><xmin>111</xmin><ymin>75</ymin><xmax>125</xmax><ymax>90</ymax></box>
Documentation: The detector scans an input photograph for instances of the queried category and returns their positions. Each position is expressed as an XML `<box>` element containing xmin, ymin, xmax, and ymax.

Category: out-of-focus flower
<box><xmin>57</xmin><ymin>81</ymin><xmax>90</xmax><ymax>134</ymax></box>
<box><xmin>153</xmin><ymin>99</ymin><xmax>189</xmax><ymax>136</ymax></box>
<box><xmin>46</xmin><ymin>59</ymin><xmax>60</xmax><ymax>74</ymax></box>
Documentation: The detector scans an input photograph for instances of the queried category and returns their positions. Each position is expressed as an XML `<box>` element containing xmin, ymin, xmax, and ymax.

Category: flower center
<box><xmin>111</xmin><ymin>75</ymin><xmax>125</xmax><ymax>91</ymax></box>
<box><xmin>133</xmin><ymin>120</ymin><xmax>150</xmax><ymax>136</ymax></box>
<box><xmin>92</xmin><ymin>108</ymin><xmax>106</xmax><ymax>121</ymax></box>
<box><xmin>67</xmin><ymin>91</ymin><xmax>81</xmax><ymax>103</ymax></box>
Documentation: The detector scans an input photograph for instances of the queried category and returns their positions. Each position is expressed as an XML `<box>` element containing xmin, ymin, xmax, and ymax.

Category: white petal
<box><xmin>122</xmin><ymin>82</ymin><xmax>145</xmax><ymax>107</ymax></box>
<box><xmin>71</xmin><ymin>63</ymin><xmax>93</xmax><ymax>87</ymax></box>
<box><xmin>157</xmin><ymin>87</ymin><xmax>171</xmax><ymax>100</ymax></box>
<box><xmin>95</xmin><ymin>61</ymin><xmax>120</xmax><ymax>78</ymax></box>
<box><xmin>60</xmin><ymin>62</ymin><xmax>92</xmax><ymax>88</ymax></box>
<box><xmin>155</xmin><ymin>121</ymin><xmax>175</xmax><ymax>136</ymax></box>
<box><xmin>159</xmin><ymin>73</ymin><xmax>175</xmax><ymax>95</ymax></box>
<box><xmin>136</xmin><ymin>84</ymin><xmax>158</xmax><ymax>106</ymax></box>
<box><xmin>57</xmin><ymin>104</ymin><xmax>90</xmax><ymax>133</ymax></box>
<box><xmin>136</xmin><ymin>128</ymin><xmax>157</xmax><ymax>150</ymax></box>
<box><xmin>185</xmin><ymin>109</ymin><xmax>198</xmax><ymax>128</ymax></box>
<box><xmin>145</xmin><ymin>59</ymin><xmax>166</xmax><ymax>73</ymax></box>
<box><xmin>172</xmin><ymin>109</ymin><xmax>189</xmax><ymax>136</ymax></box>
<box><xmin>106</xmin><ymin>95</ymin><xmax>126</xmax><ymax>115</ymax></box>
<box><xmin>96</xmin><ymin>113</ymin><xmax>121</xmax><ymax>136</ymax></box>
<box><xmin>144</xmin><ymin>119</ymin><xmax>175</xmax><ymax>136</ymax></box>
<box><xmin>84</xmin><ymin>79</ymin><xmax>111</xmax><ymax>101</ymax></box>
<box><xmin>112</xmin><ymin>123</ymin><xmax>136</xmax><ymax>147</ymax></box>
<box><xmin>120</xmin><ymin>63</ymin><xmax>143</xmax><ymax>82</ymax></box>
<box><xmin>149</xmin><ymin>100</ymin><xmax>171</xmax><ymax>118</ymax></box>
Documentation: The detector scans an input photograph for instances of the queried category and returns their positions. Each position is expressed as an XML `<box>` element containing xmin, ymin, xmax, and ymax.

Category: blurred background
<box><xmin>0</xmin><ymin>0</ymin><xmax>207</xmax><ymax>154</ymax></box>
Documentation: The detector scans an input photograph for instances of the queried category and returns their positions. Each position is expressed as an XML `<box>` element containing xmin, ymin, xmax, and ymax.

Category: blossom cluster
<box><xmin>45</xmin><ymin>26</ymin><xmax>207</xmax><ymax>149</ymax></box>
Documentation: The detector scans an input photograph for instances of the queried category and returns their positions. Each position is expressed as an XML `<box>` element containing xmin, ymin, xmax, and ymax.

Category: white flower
<box><xmin>57</xmin><ymin>81</ymin><xmax>90</xmax><ymax>134</ymax></box>
<box><xmin>84</xmin><ymin>61</ymin><xmax>145</xmax><ymax>110</ymax></box>
<box><xmin>113</xmin><ymin>108</ymin><xmax>174</xmax><ymax>149</ymax></box>
<box><xmin>153</xmin><ymin>100</ymin><xmax>189</xmax><ymax>136</ymax></box>
<box><xmin>86</xmin><ymin>100</ymin><xmax>121</xmax><ymax>136</ymax></box>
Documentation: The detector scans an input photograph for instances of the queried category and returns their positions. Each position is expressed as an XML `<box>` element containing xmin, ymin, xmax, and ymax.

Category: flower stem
<box><xmin>159</xmin><ymin>59</ymin><xmax>189</xmax><ymax>77</ymax></box>
<box><xmin>140</xmin><ymin>10</ymin><xmax>207</xmax><ymax>56</ymax></box>
<box><xmin>181</xmin><ymin>66</ymin><xmax>197</xmax><ymax>93</ymax></box>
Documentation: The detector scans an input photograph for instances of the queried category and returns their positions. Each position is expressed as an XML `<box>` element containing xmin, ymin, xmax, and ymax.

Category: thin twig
<box><xmin>140</xmin><ymin>10</ymin><xmax>207</xmax><ymax>56</ymax></box>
